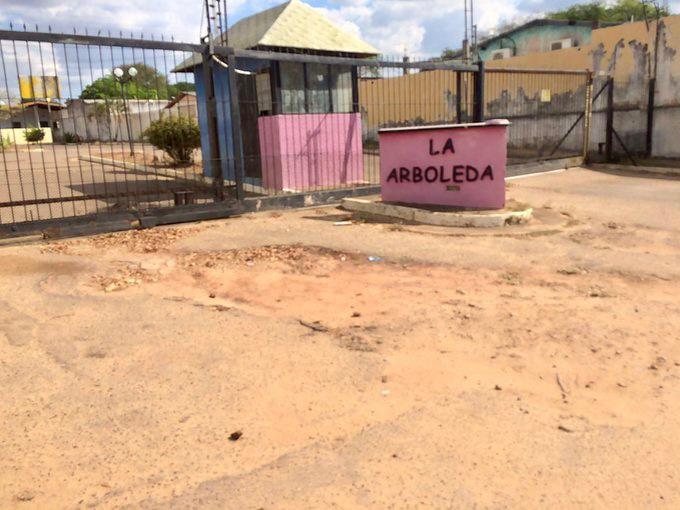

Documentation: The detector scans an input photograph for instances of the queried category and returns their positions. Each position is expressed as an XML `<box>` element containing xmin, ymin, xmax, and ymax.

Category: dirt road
<box><xmin>1</xmin><ymin>168</ymin><xmax>679</xmax><ymax>508</ymax></box>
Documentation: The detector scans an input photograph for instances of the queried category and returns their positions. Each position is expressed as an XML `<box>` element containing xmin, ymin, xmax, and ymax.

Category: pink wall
<box><xmin>379</xmin><ymin>121</ymin><xmax>508</xmax><ymax>209</ymax></box>
<box><xmin>258</xmin><ymin>113</ymin><xmax>364</xmax><ymax>192</ymax></box>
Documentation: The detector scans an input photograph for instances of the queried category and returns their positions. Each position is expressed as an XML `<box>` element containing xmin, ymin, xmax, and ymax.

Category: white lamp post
<box><xmin>113</xmin><ymin>66</ymin><xmax>138</xmax><ymax>155</ymax></box>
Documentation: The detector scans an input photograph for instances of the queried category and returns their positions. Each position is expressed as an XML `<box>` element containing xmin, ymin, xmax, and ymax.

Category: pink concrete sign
<box><xmin>258</xmin><ymin>113</ymin><xmax>364</xmax><ymax>192</ymax></box>
<box><xmin>379</xmin><ymin>120</ymin><xmax>509</xmax><ymax>209</ymax></box>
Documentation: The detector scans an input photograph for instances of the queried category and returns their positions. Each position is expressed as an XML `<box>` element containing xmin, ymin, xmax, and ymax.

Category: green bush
<box><xmin>24</xmin><ymin>128</ymin><xmax>45</xmax><ymax>143</ymax></box>
<box><xmin>63</xmin><ymin>132</ymin><xmax>81</xmax><ymax>144</ymax></box>
<box><xmin>1</xmin><ymin>135</ymin><xmax>11</xmax><ymax>151</ymax></box>
<box><xmin>143</xmin><ymin>116</ymin><xmax>200</xmax><ymax>164</ymax></box>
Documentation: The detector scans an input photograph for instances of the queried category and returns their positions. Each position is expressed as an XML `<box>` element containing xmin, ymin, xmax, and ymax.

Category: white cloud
<box><xmin>7</xmin><ymin>0</ymin><xmax>665</xmax><ymax>59</ymax></box>
<box><xmin>316</xmin><ymin>0</ymin><xmax>528</xmax><ymax>57</ymax></box>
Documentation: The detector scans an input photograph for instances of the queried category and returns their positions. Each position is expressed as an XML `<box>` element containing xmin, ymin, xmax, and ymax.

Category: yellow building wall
<box><xmin>1</xmin><ymin>127</ymin><xmax>54</xmax><ymax>145</ymax></box>
<box><xmin>487</xmin><ymin>15</ymin><xmax>680</xmax><ymax>83</ymax></box>
<box><xmin>358</xmin><ymin>16</ymin><xmax>680</xmax><ymax>138</ymax></box>
<box><xmin>358</xmin><ymin>70</ymin><xmax>467</xmax><ymax>129</ymax></box>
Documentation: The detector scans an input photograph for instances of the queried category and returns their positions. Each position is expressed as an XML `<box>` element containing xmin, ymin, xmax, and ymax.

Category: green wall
<box><xmin>477</xmin><ymin>24</ymin><xmax>594</xmax><ymax>61</ymax></box>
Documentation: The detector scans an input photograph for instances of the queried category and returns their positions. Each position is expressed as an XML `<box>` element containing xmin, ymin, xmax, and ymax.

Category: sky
<box><xmin>0</xmin><ymin>0</ymin><xmax>677</xmax><ymax>101</ymax></box>
<box><xmin>0</xmin><ymin>0</ymin><xmax>649</xmax><ymax>58</ymax></box>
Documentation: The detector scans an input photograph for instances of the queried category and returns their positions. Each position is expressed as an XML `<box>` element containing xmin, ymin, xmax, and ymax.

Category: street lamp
<box><xmin>113</xmin><ymin>66</ymin><xmax>137</xmax><ymax>155</ymax></box>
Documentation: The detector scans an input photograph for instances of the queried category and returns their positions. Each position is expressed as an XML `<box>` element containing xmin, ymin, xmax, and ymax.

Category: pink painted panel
<box><xmin>379</xmin><ymin>121</ymin><xmax>508</xmax><ymax>209</ymax></box>
<box><xmin>258</xmin><ymin>113</ymin><xmax>364</xmax><ymax>191</ymax></box>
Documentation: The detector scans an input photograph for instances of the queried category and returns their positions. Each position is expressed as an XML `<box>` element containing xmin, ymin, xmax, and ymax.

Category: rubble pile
<box><xmin>181</xmin><ymin>244</ymin><xmax>354</xmax><ymax>273</ymax></box>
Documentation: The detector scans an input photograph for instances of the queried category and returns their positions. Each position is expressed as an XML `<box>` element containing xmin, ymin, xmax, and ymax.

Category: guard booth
<box><xmin>173</xmin><ymin>0</ymin><xmax>378</xmax><ymax>193</ymax></box>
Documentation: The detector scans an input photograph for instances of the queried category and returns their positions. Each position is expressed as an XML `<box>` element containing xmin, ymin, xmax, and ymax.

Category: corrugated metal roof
<box><xmin>173</xmin><ymin>0</ymin><xmax>378</xmax><ymax>72</ymax></box>
<box><xmin>257</xmin><ymin>0</ymin><xmax>378</xmax><ymax>54</ymax></box>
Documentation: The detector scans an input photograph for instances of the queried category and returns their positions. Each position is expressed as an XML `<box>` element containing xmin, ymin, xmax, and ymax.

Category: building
<box><xmin>0</xmin><ymin>100</ymin><xmax>64</xmax><ymax>145</ymax></box>
<box><xmin>164</xmin><ymin>91</ymin><xmax>198</xmax><ymax>120</ymax></box>
<box><xmin>486</xmin><ymin>15</ymin><xmax>680</xmax><ymax>157</ymax></box>
<box><xmin>0</xmin><ymin>100</ymin><xmax>64</xmax><ymax>130</ymax></box>
<box><xmin>173</xmin><ymin>0</ymin><xmax>379</xmax><ymax>192</ymax></box>
<box><xmin>476</xmin><ymin>19</ymin><xmax>620</xmax><ymax>61</ymax></box>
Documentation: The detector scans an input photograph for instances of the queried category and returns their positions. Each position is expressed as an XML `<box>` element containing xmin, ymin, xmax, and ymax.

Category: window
<box><xmin>276</xmin><ymin>62</ymin><xmax>356</xmax><ymax>114</ymax></box>
<box><xmin>11</xmin><ymin>121</ymin><xmax>21</xmax><ymax>128</ymax></box>
<box><xmin>490</xmin><ymin>49</ymin><xmax>511</xmax><ymax>60</ymax></box>
<box><xmin>330</xmin><ymin>66</ymin><xmax>353</xmax><ymax>113</ymax></box>
<box><xmin>39</xmin><ymin>120</ymin><xmax>49</xmax><ymax>128</ymax></box>
<box><xmin>256</xmin><ymin>71</ymin><xmax>272</xmax><ymax>114</ymax></box>
<box><xmin>306</xmin><ymin>63</ymin><xmax>330</xmax><ymax>114</ymax></box>
<box><xmin>550</xmin><ymin>38</ymin><xmax>574</xmax><ymax>51</ymax></box>
<box><xmin>279</xmin><ymin>62</ymin><xmax>305</xmax><ymax>114</ymax></box>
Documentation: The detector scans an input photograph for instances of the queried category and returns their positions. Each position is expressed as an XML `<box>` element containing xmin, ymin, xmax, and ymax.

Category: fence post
<box><xmin>455</xmin><ymin>71</ymin><xmax>463</xmax><ymax>123</ymax></box>
<box><xmin>605</xmin><ymin>76</ymin><xmax>614</xmax><ymax>162</ymax></box>
<box><xmin>226</xmin><ymin>49</ymin><xmax>246</xmax><ymax>202</ymax></box>
<box><xmin>646</xmin><ymin>77</ymin><xmax>655</xmax><ymax>158</ymax></box>
<box><xmin>473</xmin><ymin>61</ymin><xmax>485</xmax><ymax>122</ymax></box>
<box><xmin>201</xmin><ymin>52</ymin><xmax>224</xmax><ymax>201</ymax></box>
<box><xmin>582</xmin><ymin>72</ymin><xmax>594</xmax><ymax>162</ymax></box>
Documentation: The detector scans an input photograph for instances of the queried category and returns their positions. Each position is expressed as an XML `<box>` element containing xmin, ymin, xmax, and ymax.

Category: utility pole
<box><xmin>462</xmin><ymin>0</ymin><xmax>476</xmax><ymax>62</ymax></box>
<box><xmin>463</xmin><ymin>0</ymin><xmax>470</xmax><ymax>62</ymax></box>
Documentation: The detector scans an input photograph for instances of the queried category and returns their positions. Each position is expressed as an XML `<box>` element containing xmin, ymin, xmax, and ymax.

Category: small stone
<box><xmin>494</xmin><ymin>385</ymin><xmax>502</xmax><ymax>391</ymax></box>
<box><xmin>381</xmin><ymin>375</ymin><xmax>388</xmax><ymax>383</ymax></box>
<box><xmin>228</xmin><ymin>430</ymin><xmax>243</xmax><ymax>441</ymax></box>
<box><xmin>104</xmin><ymin>283</ymin><xmax>118</xmax><ymax>292</ymax></box>
<box><xmin>16</xmin><ymin>491</ymin><xmax>35</xmax><ymax>502</ymax></box>
<box><xmin>209</xmin><ymin>292</ymin><xmax>216</xmax><ymax>299</ymax></box>
<box><xmin>352</xmin><ymin>312</ymin><xmax>361</xmax><ymax>318</ymax></box>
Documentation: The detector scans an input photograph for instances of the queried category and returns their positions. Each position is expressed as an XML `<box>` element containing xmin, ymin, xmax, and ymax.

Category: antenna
<box><xmin>470</xmin><ymin>0</ymin><xmax>476</xmax><ymax>59</ymax></box>
<box><xmin>463</xmin><ymin>0</ymin><xmax>470</xmax><ymax>62</ymax></box>
<box><xmin>203</xmin><ymin>0</ymin><xmax>228</xmax><ymax>46</ymax></box>
<box><xmin>462</xmin><ymin>0</ymin><xmax>475</xmax><ymax>62</ymax></box>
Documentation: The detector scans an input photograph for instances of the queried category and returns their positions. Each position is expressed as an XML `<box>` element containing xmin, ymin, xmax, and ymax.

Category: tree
<box><xmin>441</xmin><ymin>48</ymin><xmax>459</xmax><ymax>60</ymax></box>
<box><xmin>80</xmin><ymin>63</ymin><xmax>195</xmax><ymax>100</ymax></box>
<box><xmin>143</xmin><ymin>116</ymin><xmax>201</xmax><ymax>164</ymax></box>
<box><xmin>549</xmin><ymin>0</ymin><xmax>669</xmax><ymax>23</ymax></box>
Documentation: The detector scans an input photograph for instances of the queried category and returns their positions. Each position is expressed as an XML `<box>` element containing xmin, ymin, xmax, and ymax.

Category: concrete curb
<box><xmin>342</xmin><ymin>197</ymin><xmax>533</xmax><ymax>228</ymax></box>
<box><xmin>588</xmin><ymin>163</ymin><xmax>680</xmax><ymax>177</ymax></box>
<box><xmin>79</xmin><ymin>155</ymin><xmax>215</xmax><ymax>188</ymax></box>
<box><xmin>507</xmin><ymin>156</ymin><xmax>583</xmax><ymax>177</ymax></box>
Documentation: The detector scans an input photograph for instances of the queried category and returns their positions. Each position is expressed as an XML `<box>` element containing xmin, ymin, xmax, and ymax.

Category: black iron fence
<box><xmin>484</xmin><ymin>68</ymin><xmax>592</xmax><ymax>164</ymax></box>
<box><xmin>0</xmin><ymin>28</ymin><xmax>213</xmax><ymax>228</ymax></box>
<box><xmin>0</xmin><ymin>26</ymin><xmax>592</xmax><ymax>234</ymax></box>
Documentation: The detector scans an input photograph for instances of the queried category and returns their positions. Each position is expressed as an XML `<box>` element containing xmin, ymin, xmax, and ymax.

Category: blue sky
<box><xmin>0</xmin><ymin>0</ymin><xmax>678</xmax><ymax>57</ymax></box>
<box><xmin>0</xmin><ymin>0</ymin><xmax>582</xmax><ymax>57</ymax></box>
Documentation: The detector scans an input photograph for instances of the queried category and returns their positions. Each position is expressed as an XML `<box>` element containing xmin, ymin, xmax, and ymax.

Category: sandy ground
<box><xmin>1</xmin><ymin>167</ymin><xmax>680</xmax><ymax>509</ymax></box>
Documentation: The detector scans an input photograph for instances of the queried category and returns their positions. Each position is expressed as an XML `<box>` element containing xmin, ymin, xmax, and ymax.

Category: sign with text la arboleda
<box><xmin>378</xmin><ymin>119</ymin><xmax>509</xmax><ymax>210</ymax></box>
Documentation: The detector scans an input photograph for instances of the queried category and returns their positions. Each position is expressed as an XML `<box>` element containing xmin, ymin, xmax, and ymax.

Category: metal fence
<box><xmin>0</xmin><ymin>26</ymin><xmax>591</xmax><ymax>234</ymax></box>
<box><xmin>223</xmin><ymin>49</ymin><xmax>480</xmax><ymax>197</ymax></box>
<box><xmin>0</xmin><ymin>29</ymin><xmax>214</xmax><ymax>228</ymax></box>
<box><xmin>484</xmin><ymin>68</ymin><xmax>591</xmax><ymax>164</ymax></box>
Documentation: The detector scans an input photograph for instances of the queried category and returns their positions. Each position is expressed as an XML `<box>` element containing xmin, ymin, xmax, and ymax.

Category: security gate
<box><xmin>0</xmin><ymin>26</ymin><xmax>591</xmax><ymax>237</ymax></box>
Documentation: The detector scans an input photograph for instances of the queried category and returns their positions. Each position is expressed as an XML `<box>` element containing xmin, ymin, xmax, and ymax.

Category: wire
<box><xmin>212</xmin><ymin>54</ymin><xmax>254</xmax><ymax>74</ymax></box>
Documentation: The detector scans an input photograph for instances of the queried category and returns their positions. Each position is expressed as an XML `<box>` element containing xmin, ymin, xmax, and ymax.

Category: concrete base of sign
<box><xmin>342</xmin><ymin>196</ymin><xmax>533</xmax><ymax>228</ymax></box>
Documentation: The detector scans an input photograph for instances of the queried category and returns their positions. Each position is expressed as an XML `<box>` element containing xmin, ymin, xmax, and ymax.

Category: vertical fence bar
<box><xmin>582</xmin><ymin>71</ymin><xmax>594</xmax><ymax>162</ymax></box>
<box><xmin>455</xmin><ymin>71</ymin><xmax>462</xmax><ymax>123</ymax></box>
<box><xmin>200</xmin><ymin>52</ymin><xmax>224</xmax><ymax>201</ymax></box>
<box><xmin>473</xmin><ymin>60</ymin><xmax>484</xmax><ymax>122</ymax></box>
<box><xmin>605</xmin><ymin>76</ymin><xmax>614</xmax><ymax>162</ymax></box>
<box><xmin>226</xmin><ymin>50</ymin><xmax>245</xmax><ymax>201</ymax></box>
<box><xmin>646</xmin><ymin>77</ymin><xmax>655</xmax><ymax>158</ymax></box>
